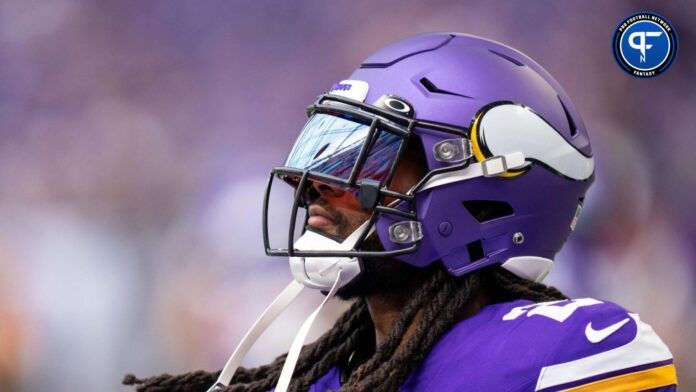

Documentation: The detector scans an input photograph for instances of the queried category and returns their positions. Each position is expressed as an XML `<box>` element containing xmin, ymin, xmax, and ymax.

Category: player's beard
<box><xmin>335</xmin><ymin>234</ymin><xmax>434</xmax><ymax>300</ymax></box>
<box><xmin>322</xmin><ymin>204</ymin><xmax>434</xmax><ymax>301</ymax></box>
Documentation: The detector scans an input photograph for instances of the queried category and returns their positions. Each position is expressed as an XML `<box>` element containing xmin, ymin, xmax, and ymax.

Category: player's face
<box><xmin>306</xmin><ymin>143</ymin><xmax>426</xmax><ymax>239</ymax></box>
<box><xmin>303</xmin><ymin>143</ymin><xmax>429</xmax><ymax>300</ymax></box>
<box><xmin>308</xmin><ymin>143</ymin><xmax>428</xmax><ymax>300</ymax></box>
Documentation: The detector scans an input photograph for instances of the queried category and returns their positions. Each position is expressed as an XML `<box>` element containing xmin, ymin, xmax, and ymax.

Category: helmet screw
<box><xmin>512</xmin><ymin>232</ymin><xmax>524</xmax><ymax>245</ymax></box>
<box><xmin>438</xmin><ymin>221</ymin><xmax>452</xmax><ymax>236</ymax></box>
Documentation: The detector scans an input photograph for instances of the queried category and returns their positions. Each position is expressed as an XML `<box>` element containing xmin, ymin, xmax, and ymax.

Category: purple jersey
<box><xmin>309</xmin><ymin>298</ymin><xmax>677</xmax><ymax>391</ymax></box>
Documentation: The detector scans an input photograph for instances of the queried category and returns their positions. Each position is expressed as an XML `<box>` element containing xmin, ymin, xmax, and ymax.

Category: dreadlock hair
<box><xmin>124</xmin><ymin>266</ymin><xmax>568</xmax><ymax>392</ymax></box>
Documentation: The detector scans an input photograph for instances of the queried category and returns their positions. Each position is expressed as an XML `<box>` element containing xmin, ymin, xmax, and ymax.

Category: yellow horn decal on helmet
<box><xmin>470</xmin><ymin>113</ymin><xmax>487</xmax><ymax>163</ymax></box>
<box><xmin>470</xmin><ymin>111</ymin><xmax>526</xmax><ymax>179</ymax></box>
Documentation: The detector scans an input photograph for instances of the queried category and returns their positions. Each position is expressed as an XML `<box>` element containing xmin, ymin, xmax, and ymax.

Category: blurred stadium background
<box><xmin>0</xmin><ymin>1</ymin><xmax>694</xmax><ymax>390</ymax></box>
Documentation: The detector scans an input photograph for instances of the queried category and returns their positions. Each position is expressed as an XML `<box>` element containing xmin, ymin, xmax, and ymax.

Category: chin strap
<box><xmin>207</xmin><ymin>270</ymin><xmax>344</xmax><ymax>392</ymax></box>
<box><xmin>207</xmin><ymin>280</ymin><xmax>305</xmax><ymax>391</ymax></box>
<box><xmin>275</xmin><ymin>268</ymin><xmax>343</xmax><ymax>392</ymax></box>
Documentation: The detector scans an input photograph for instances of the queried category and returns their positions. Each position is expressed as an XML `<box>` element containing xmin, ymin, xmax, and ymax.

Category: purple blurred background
<box><xmin>0</xmin><ymin>1</ymin><xmax>694</xmax><ymax>390</ymax></box>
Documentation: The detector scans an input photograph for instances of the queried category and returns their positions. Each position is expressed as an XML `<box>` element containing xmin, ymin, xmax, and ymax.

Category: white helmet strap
<box><xmin>275</xmin><ymin>269</ymin><xmax>344</xmax><ymax>391</ymax></box>
<box><xmin>207</xmin><ymin>280</ymin><xmax>305</xmax><ymax>391</ymax></box>
<box><xmin>208</xmin><ymin>267</ymin><xmax>346</xmax><ymax>391</ymax></box>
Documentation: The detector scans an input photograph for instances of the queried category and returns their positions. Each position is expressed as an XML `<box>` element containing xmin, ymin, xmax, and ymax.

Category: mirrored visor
<box><xmin>285</xmin><ymin>113</ymin><xmax>403</xmax><ymax>184</ymax></box>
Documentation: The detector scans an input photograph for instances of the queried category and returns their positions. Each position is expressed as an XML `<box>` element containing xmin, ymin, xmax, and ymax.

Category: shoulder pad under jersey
<box><xmin>500</xmin><ymin>298</ymin><xmax>677</xmax><ymax>391</ymax></box>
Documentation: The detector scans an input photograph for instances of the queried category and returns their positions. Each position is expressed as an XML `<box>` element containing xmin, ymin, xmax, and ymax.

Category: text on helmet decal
<box><xmin>328</xmin><ymin>79</ymin><xmax>369</xmax><ymax>102</ymax></box>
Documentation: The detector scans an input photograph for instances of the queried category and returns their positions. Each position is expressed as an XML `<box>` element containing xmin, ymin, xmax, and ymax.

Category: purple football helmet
<box><xmin>262</xmin><ymin>33</ymin><xmax>594</xmax><ymax>289</ymax></box>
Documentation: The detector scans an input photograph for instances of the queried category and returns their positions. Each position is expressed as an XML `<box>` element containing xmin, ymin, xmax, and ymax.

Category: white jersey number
<box><xmin>503</xmin><ymin>298</ymin><xmax>602</xmax><ymax>323</ymax></box>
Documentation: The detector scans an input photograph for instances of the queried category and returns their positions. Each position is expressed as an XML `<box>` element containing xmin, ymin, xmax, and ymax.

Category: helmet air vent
<box><xmin>463</xmin><ymin>200</ymin><xmax>514</xmax><ymax>223</ymax></box>
<box><xmin>419</xmin><ymin>77</ymin><xmax>472</xmax><ymax>99</ymax></box>
<box><xmin>488</xmin><ymin>49</ymin><xmax>524</xmax><ymax>67</ymax></box>
<box><xmin>558</xmin><ymin>96</ymin><xmax>578</xmax><ymax>137</ymax></box>
<box><xmin>467</xmin><ymin>239</ymin><xmax>485</xmax><ymax>262</ymax></box>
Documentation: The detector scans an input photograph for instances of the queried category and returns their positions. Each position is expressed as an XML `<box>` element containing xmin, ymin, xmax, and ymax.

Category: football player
<box><xmin>126</xmin><ymin>33</ymin><xmax>677</xmax><ymax>392</ymax></box>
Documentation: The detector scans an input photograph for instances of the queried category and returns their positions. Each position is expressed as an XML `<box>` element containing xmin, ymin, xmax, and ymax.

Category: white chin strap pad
<box><xmin>289</xmin><ymin>220</ymin><xmax>371</xmax><ymax>290</ymax></box>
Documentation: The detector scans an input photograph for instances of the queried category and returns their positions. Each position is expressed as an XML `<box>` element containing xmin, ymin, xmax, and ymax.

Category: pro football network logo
<box><xmin>612</xmin><ymin>12</ymin><xmax>678</xmax><ymax>78</ymax></box>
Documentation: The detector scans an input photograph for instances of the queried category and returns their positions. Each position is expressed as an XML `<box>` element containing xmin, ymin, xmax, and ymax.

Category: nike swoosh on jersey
<box><xmin>585</xmin><ymin>317</ymin><xmax>630</xmax><ymax>343</ymax></box>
